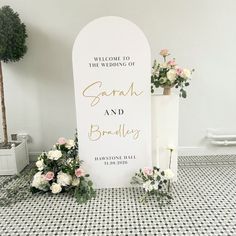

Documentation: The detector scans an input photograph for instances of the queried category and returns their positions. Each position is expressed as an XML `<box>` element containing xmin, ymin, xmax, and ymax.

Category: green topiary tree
<box><xmin>0</xmin><ymin>6</ymin><xmax>27</xmax><ymax>146</ymax></box>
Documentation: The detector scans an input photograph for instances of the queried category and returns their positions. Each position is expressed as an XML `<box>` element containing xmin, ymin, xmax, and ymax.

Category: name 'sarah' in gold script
<box><xmin>82</xmin><ymin>81</ymin><xmax>143</xmax><ymax>107</ymax></box>
<box><xmin>82</xmin><ymin>81</ymin><xmax>143</xmax><ymax>141</ymax></box>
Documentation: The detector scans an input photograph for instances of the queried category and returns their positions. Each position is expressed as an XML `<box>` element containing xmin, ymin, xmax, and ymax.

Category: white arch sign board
<box><xmin>73</xmin><ymin>16</ymin><xmax>151</xmax><ymax>188</ymax></box>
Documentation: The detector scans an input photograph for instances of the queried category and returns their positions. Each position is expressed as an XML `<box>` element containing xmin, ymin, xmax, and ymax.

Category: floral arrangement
<box><xmin>30</xmin><ymin>135</ymin><xmax>96</xmax><ymax>204</ymax></box>
<box><xmin>131</xmin><ymin>166</ymin><xmax>174</xmax><ymax>203</ymax></box>
<box><xmin>131</xmin><ymin>146</ymin><xmax>175</xmax><ymax>203</ymax></box>
<box><xmin>151</xmin><ymin>49</ymin><xmax>194</xmax><ymax>98</ymax></box>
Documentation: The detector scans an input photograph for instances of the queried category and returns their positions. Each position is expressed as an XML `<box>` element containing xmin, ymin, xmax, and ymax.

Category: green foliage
<box><xmin>0</xmin><ymin>5</ymin><xmax>27</xmax><ymax>63</ymax></box>
<box><xmin>0</xmin><ymin>168</ymin><xmax>35</xmax><ymax>206</ymax></box>
<box><xmin>74</xmin><ymin>178</ymin><xmax>96</xmax><ymax>204</ymax></box>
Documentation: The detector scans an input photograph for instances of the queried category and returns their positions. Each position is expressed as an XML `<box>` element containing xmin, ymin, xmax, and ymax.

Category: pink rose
<box><xmin>167</xmin><ymin>60</ymin><xmax>176</xmax><ymax>67</ymax></box>
<box><xmin>176</xmin><ymin>67</ymin><xmax>183</xmax><ymax>76</ymax></box>
<box><xmin>143</xmin><ymin>167</ymin><xmax>153</xmax><ymax>176</ymax></box>
<box><xmin>58</xmin><ymin>137</ymin><xmax>66</xmax><ymax>145</ymax></box>
<box><xmin>75</xmin><ymin>168</ymin><xmax>85</xmax><ymax>177</ymax></box>
<box><xmin>160</xmin><ymin>49</ymin><xmax>170</xmax><ymax>57</ymax></box>
<box><xmin>44</xmin><ymin>171</ymin><xmax>54</xmax><ymax>181</ymax></box>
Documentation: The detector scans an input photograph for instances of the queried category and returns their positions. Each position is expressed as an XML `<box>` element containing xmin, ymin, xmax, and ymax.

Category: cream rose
<box><xmin>57</xmin><ymin>171</ymin><xmax>72</xmax><ymax>186</ymax></box>
<box><xmin>65</xmin><ymin>139</ymin><xmax>75</xmax><ymax>149</ymax></box>
<box><xmin>167</xmin><ymin>69</ymin><xmax>177</xmax><ymax>82</ymax></box>
<box><xmin>50</xmin><ymin>183</ymin><xmax>62</xmax><ymax>194</ymax></box>
<box><xmin>48</xmin><ymin>150</ymin><xmax>62</xmax><ymax>160</ymax></box>
<box><xmin>182</xmin><ymin>68</ymin><xmax>191</xmax><ymax>79</ymax></box>
<box><xmin>72</xmin><ymin>177</ymin><xmax>80</xmax><ymax>186</ymax></box>
<box><xmin>36</xmin><ymin>160</ymin><xmax>44</xmax><ymax>171</ymax></box>
<box><xmin>160</xmin><ymin>49</ymin><xmax>170</xmax><ymax>57</ymax></box>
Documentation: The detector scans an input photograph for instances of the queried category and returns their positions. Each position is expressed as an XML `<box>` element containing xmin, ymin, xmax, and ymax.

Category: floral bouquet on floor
<box><xmin>30</xmin><ymin>135</ymin><xmax>96</xmax><ymax>204</ymax></box>
<box><xmin>131</xmin><ymin>166</ymin><xmax>174</xmax><ymax>204</ymax></box>
<box><xmin>151</xmin><ymin>49</ymin><xmax>194</xmax><ymax>98</ymax></box>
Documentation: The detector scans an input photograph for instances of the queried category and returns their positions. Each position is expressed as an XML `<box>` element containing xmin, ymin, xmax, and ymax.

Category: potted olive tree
<box><xmin>0</xmin><ymin>6</ymin><xmax>28</xmax><ymax>175</ymax></box>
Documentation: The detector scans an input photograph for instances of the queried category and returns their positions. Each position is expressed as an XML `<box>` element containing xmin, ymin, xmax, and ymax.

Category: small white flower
<box><xmin>167</xmin><ymin>69</ymin><xmax>177</xmax><ymax>82</ymax></box>
<box><xmin>57</xmin><ymin>171</ymin><xmax>72</xmax><ymax>186</ymax></box>
<box><xmin>182</xmin><ymin>68</ymin><xmax>191</xmax><ymax>79</ymax></box>
<box><xmin>143</xmin><ymin>180</ymin><xmax>153</xmax><ymax>192</ymax></box>
<box><xmin>164</xmin><ymin>169</ymin><xmax>175</xmax><ymax>180</ymax></box>
<box><xmin>36</xmin><ymin>160</ymin><xmax>44</xmax><ymax>171</ymax></box>
<box><xmin>50</xmin><ymin>183</ymin><xmax>62</xmax><ymax>194</ymax></box>
<box><xmin>167</xmin><ymin>145</ymin><xmax>175</xmax><ymax>151</ymax></box>
<box><xmin>65</xmin><ymin>139</ymin><xmax>75</xmax><ymax>149</ymax></box>
<box><xmin>67</xmin><ymin>158</ymin><xmax>73</xmax><ymax>165</ymax></box>
<box><xmin>71</xmin><ymin>177</ymin><xmax>80</xmax><ymax>186</ymax></box>
<box><xmin>153</xmin><ymin>181</ymin><xmax>160</xmax><ymax>190</ymax></box>
<box><xmin>48</xmin><ymin>150</ymin><xmax>62</xmax><ymax>160</ymax></box>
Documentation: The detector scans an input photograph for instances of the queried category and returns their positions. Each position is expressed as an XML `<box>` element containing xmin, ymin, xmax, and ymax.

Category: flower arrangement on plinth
<box><xmin>151</xmin><ymin>49</ymin><xmax>194</xmax><ymax>98</ymax></box>
<box><xmin>31</xmin><ymin>135</ymin><xmax>96</xmax><ymax>204</ymax></box>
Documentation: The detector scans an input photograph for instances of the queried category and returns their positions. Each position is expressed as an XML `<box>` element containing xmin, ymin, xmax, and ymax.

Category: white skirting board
<box><xmin>152</xmin><ymin>95</ymin><xmax>179</xmax><ymax>181</ymax></box>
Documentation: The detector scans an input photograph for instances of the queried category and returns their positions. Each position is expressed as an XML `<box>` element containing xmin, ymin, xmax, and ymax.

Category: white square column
<box><xmin>152</xmin><ymin>95</ymin><xmax>179</xmax><ymax>181</ymax></box>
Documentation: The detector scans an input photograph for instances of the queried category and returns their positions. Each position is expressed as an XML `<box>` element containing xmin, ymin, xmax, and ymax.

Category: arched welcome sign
<box><xmin>73</xmin><ymin>16</ymin><xmax>151</xmax><ymax>188</ymax></box>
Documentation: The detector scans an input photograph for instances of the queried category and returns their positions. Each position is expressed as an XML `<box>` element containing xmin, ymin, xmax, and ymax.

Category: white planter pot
<box><xmin>0</xmin><ymin>139</ymin><xmax>29</xmax><ymax>175</ymax></box>
<box><xmin>152</xmin><ymin>94</ymin><xmax>179</xmax><ymax>181</ymax></box>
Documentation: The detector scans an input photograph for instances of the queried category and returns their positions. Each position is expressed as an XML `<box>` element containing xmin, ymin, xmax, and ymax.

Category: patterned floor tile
<box><xmin>1</xmin><ymin>155</ymin><xmax>236</xmax><ymax>235</ymax></box>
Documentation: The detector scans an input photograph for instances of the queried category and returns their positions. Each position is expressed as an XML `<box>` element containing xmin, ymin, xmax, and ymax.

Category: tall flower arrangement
<box><xmin>31</xmin><ymin>135</ymin><xmax>96</xmax><ymax>204</ymax></box>
<box><xmin>151</xmin><ymin>49</ymin><xmax>194</xmax><ymax>98</ymax></box>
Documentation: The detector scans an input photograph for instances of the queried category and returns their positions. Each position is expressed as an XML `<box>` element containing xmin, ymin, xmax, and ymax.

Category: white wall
<box><xmin>0</xmin><ymin>0</ymin><xmax>236</xmax><ymax>157</ymax></box>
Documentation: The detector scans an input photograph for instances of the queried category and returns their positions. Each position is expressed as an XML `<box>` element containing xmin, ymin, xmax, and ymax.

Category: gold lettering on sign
<box><xmin>88</xmin><ymin>124</ymin><xmax>141</xmax><ymax>141</ymax></box>
<box><xmin>82</xmin><ymin>81</ymin><xmax>143</xmax><ymax>107</ymax></box>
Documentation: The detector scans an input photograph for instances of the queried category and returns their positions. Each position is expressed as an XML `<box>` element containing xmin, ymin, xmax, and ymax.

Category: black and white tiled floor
<box><xmin>1</xmin><ymin>155</ymin><xmax>236</xmax><ymax>236</ymax></box>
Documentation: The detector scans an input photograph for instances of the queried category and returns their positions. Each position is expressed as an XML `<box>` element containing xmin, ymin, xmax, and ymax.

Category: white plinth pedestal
<box><xmin>152</xmin><ymin>95</ymin><xmax>179</xmax><ymax>181</ymax></box>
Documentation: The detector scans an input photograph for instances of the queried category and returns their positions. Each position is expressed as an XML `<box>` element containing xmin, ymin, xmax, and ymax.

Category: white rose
<box><xmin>167</xmin><ymin>69</ymin><xmax>177</xmax><ymax>82</ymax></box>
<box><xmin>71</xmin><ymin>177</ymin><xmax>80</xmax><ymax>186</ymax></box>
<box><xmin>31</xmin><ymin>172</ymin><xmax>42</xmax><ymax>188</ymax></box>
<box><xmin>57</xmin><ymin>171</ymin><xmax>72</xmax><ymax>186</ymax></box>
<box><xmin>143</xmin><ymin>180</ymin><xmax>153</xmax><ymax>192</ymax></box>
<box><xmin>153</xmin><ymin>181</ymin><xmax>160</xmax><ymax>190</ymax></box>
<box><xmin>48</xmin><ymin>150</ymin><xmax>62</xmax><ymax>160</ymax></box>
<box><xmin>31</xmin><ymin>172</ymin><xmax>48</xmax><ymax>190</ymax></box>
<box><xmin>164</xmin><ymin>169</ymin><xmax>175</xmax><ymax>180</ymax></box>
<box><xmin>182</xmin><ymin>68</ymin><xmax>191</xmax><ymax>79</ymax></box>
<box><xmin>50</xmin><ymin>183</ymin><xmax>62</xmax><ymax>194</ymax></box>
<box><xmin>36</xmin><ymin>160</ymin><xmax>44</xmax><ymax>171</ymax></box>
<box><xmin>65</xmin><ymin>139</ymin><xmax>75</xmax><ymax>149</ymax></box>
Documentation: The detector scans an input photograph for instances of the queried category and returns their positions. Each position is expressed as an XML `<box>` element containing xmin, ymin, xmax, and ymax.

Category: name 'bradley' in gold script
<box><xmin>88</xmin><ymin>124</ymin><xmax>140</xmax><ymax>141</ymax></box>
<box><xmin>82</xmin><ymin>81</ymin><xmax>143</xmax><ymax>106</ymax></box>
